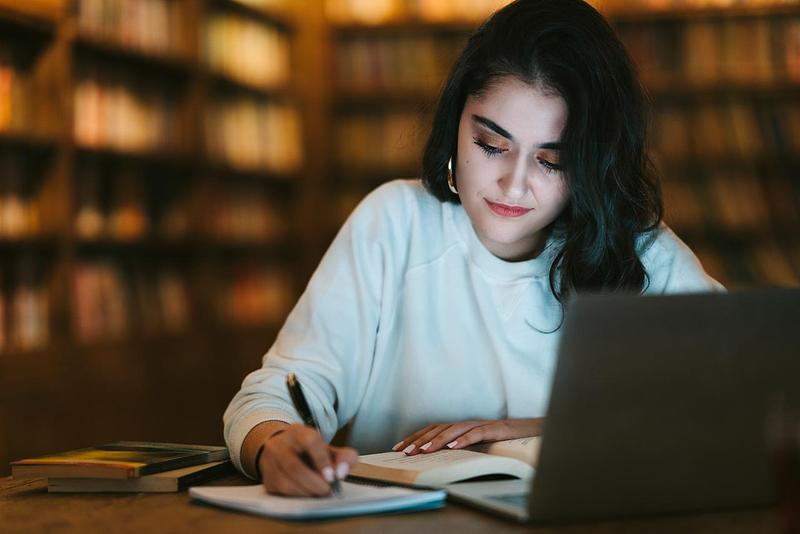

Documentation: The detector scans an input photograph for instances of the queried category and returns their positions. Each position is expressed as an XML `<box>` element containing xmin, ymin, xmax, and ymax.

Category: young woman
<box><xmin>224</xmin><ymin>0</ymin><xmax>723</xmax><ymax>497</ymax></box>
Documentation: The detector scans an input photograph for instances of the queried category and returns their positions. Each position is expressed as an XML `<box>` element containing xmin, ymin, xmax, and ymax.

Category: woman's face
<box><xmin>455</xmin><ymin>77</ymin><xmax>570</xmax><ymax>261</ymax></box>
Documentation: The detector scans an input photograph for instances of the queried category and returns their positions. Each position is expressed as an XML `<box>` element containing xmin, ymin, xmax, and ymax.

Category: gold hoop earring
<box><xmin>447</xmin><ymin>158</ymin><xmax>458</xmax><ymax>195</ymax></box>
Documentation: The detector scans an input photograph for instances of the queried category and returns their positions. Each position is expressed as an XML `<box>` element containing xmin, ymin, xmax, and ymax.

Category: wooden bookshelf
<box><xmin>211</xmin><ymin>0</ymin><xmax>294</xmax><ymax>30</ymax></box>
<box><xmin>0</xmin><ymin>0</ymin><xmax>306</xmax><ymax>475</ymax></box>
<box><xmin>610</xmin><ymin>4</ymin><xmax>800</xmax><ymax>288</ymax></box>
<box><xmin>321</xmin><ymin>0</ymin><xmax>800</xmax><ymax>288</ymax></box>
<box><xmin>609</xmin><ymin>3</ymin><xmax>800</xmax><ymax>24</ymax></box>
<box><xmin>72</xmin><ymin>32</ymin><xmax>196</xmax><ymax>76</ymax></box>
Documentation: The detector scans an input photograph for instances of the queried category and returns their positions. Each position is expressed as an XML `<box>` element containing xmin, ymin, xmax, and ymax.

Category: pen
<box><xmin>286</xmin><ymin>372</ymin><xmax>342</xmax><ymax>496</ymax></box>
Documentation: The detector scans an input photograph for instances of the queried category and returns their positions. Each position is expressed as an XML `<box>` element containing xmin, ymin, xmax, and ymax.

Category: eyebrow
<box><xmin>472</xmin><ymin>114</ymin><xmax>562</xmax><ymax>150</ymax></box>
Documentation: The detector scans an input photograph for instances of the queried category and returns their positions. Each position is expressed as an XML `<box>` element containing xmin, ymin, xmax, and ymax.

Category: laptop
<box><xmin>446</xmin><ymin>288</ymin><xmax>800</xmax><ymax>522</ymax></box>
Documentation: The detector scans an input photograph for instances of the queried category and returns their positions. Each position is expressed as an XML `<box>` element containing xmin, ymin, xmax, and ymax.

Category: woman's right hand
<box><xmin>256</xmin><ymin>423</ymin><xmax>358</xmax><ymax>497</ymax></box>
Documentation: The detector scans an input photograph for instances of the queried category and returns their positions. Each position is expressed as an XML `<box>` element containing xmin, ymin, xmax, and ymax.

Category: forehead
<box><xmin>463</xmin><ymin>78</ymin><xmax>568</xmax><ymax>144</ymax></box>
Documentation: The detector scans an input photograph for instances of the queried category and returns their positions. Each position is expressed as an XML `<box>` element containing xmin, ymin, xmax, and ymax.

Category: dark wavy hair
<box><xmin>421</xmin><ymin>0</ymin><xmax>663</xmax><ymax>303</ymax></box>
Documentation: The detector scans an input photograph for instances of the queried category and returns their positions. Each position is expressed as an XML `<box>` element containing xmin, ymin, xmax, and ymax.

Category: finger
<box><xmin>446</xmin><ymin>423</ymin><xmax>501</xmax><ymax>449</ymax></box>
<box><xmin>262</xmin><ymin>451</ymin><xmax>307</xmax><ymax>496</ymax></box>
<box><xmin>331</xmin><ymin>446</ymin><xmax>359</xmax><ymax>479</ymax></box>
<box><xmin>293</xmin><ymin>426</ymin><xmax>336</xmax><ymax>482</ymax></box>
<box><xmin>266</xmin><ymin>428</ymin><xmax>331</xmax><ymax>496</ymax></box>
<box><xmin>279</xmin><ymin>448</ymin><xmax>331</xmax><ymax>496</ymax></box>
<box><xmin>421</xmin><ymin>421</ymin><xmax>488</xmax><ymax>453</ymax></box>
<box><xmin>391</xmin><ymin>425</ymin><xmax>438</xmax><ymax>453</ymax></box>
<box><xmin>405</xmin><ymin>424</ymin><xmax>452</xmax><ymax>455</ymax></box>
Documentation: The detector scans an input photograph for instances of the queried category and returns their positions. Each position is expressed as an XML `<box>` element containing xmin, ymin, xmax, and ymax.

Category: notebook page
<box><xmin>189</xmin><ymin>482</ymin><xmax>446</xmax><ymax>520</ymax></box>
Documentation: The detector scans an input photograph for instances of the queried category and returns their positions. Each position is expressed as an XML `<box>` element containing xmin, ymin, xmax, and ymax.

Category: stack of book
<box><xmin>10</xmin><ymin>441</ymin><xmax>232</xmax><ymax>493</ymax></box>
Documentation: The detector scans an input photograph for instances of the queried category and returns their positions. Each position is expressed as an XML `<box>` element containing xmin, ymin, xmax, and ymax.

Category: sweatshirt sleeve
<box><xmin>642</xmin><ymin>226</ymin><xmax>726</xmax><ymax>295</ymax></box>
<box><xmin>223</xmin><ymin>184</ymin><xmax>400</xmax><ymax>476</ymax></box>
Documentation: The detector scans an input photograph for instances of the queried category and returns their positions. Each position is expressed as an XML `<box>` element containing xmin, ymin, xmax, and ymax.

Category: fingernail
<box><xmin>420</xmin><ymin>441</ymin><xmax>432</xmax><ymax>451</ymax></box>
<box><xmin>392</xmin><ymin>441</ymin><xmax>404</xmax><ymax>451</ymax></box>
<box><xmin>336</xmin><ymin>462</ymin><xmax>349</xmax><ymax>479</ymax></box>
<box><xmin>446</xmin><ymin>440</ymin><xmax>458</xmax><ymax>448</ymax></box>
<box><xmin>322</xmin><ymin>466</ymin><xmax>334</xmax><ymax>483</ymax></box>
<box><xmin>402</xmin><ymin>444</ymin><xmax>416</xmax><ymax>454</ymax></box>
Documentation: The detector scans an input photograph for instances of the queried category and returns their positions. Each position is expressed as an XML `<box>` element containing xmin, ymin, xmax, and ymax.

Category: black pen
<box><xmin>286</xmin><ymin>372</ymin><xmax>342</xmax><ymax>496</ymax></box>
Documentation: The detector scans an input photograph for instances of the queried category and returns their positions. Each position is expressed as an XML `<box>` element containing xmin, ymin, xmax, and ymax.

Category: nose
<box><xmin>499</xmin><ymin>153</ymin><xmax>528</xmax><ymax>200</ymax></box>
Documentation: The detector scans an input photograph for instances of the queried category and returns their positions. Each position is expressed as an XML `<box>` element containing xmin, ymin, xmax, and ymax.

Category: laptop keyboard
<box><xmin>488</xmin><ymin>493</ymin><xmax>528</xmax><ymax>508</ymax></box>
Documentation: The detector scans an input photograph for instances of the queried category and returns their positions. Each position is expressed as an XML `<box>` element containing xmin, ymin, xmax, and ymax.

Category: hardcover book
<box><xmin>47</xmin><ymin>460</ymin><xmax>234</xmax><ymax>493</ymax></box>
<box><xmin>11</xmin><ymin>442</ymin><xmax>229</xmax><ymax>480</ymax></box>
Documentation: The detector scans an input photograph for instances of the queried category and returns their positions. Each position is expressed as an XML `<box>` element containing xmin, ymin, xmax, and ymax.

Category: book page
<box><xmin>357</xmin><ymin>450</ymin><xmax>491</xmax><ymax>470</ymax></box>
<box><xmin>471</xmin><ymin>436</ymin><xmax>542</xmax><ymax>466</ymax></box>
<box><xmin>189</xmin><ymin>482</ymin><xmax>446</xmax><ymax>520</ymax></box>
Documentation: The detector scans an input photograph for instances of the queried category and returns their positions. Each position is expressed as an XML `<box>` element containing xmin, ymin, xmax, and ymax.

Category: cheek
<box><xmin>536</xmin><ymin>179</ymin><xmax>570</xmax><ymax>212</ymax></box>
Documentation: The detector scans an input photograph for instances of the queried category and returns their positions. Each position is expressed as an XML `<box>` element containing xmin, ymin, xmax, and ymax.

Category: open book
<box><xmin>349</xmin><ymin>437</ymin><xmax>541</xmax><ymax>487</ymax></box>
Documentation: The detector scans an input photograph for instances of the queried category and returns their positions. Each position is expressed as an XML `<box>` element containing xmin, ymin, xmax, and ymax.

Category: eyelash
<box><xmin>473</xmin><ymin>137</ymin><xmax>562</xmax><ymax>173</ymax></box>
<box><xmin>473</xmin><ymin>137</ymin><xmax>505</xmax><ymax>158</ymax></box>
<box><xmin>538</xmin><ymin>159</ymin><xmax>562</xmax><ymax>174</ymax></box>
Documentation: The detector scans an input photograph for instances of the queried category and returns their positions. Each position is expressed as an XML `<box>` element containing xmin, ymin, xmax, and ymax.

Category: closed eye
<box><xmin>538</xmin><ymin>158</ymin><xmax>562</xmax><ymax>173</ymax></box>
<box><xmin>473</xmin><ymin>137</ymin><xmax>507</xmax><ymax>158</ymax></box>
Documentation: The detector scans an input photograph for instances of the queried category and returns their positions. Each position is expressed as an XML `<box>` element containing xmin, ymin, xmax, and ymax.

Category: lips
<box><xmin>485</xmin><ymin>199</ymin><xmax>532</xmax><ymax>218</ymax></box>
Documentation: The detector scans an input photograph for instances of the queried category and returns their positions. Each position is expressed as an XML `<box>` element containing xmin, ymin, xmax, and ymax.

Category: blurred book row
<box><xmin>73</xmin><ymin>161</ymin><xmax>292</xmax><ymax>243</ymax></box>
<box><xmin>219</xmin><ymin>263</ymin><xmax>294</xmax><ymax>327</ymax></box>
<box><xmin>0</xmin><ymin>151</ymin><xmax>48</xmax><ymax>239</ymax></box>
<box><xmin>650</xmin><ymin>100</ymin><xmax>800</xmax><ymax>160</ymax></box>
<box><xmin>74</xmin><ymin>0</ymin><xmax>187</xmax><ymax>57</ymax></box>
<box><xmin>74</xmin><ymin>161</ymin><xmax>188</xmax><ymax>242</ymax></box>
<box><xmin>663</xmin><ymin>170</ymin><xmax>799</xmax><ymax>233</ymax></box>
<box><xmin>0</xmin><ymin>258</ymin><xmax>49</xmax><ymax>351</ymax></box>
<box><xmin>204</xmin><ymin>11</ymin><xmax>291</xmax><ymax>89</ymax></box>
<box><xmin>335</xmin><ymin>111</ymin><xmax>426</xmax><ymax>175</ymax></box>
<box><xmin>598</xmin><ymin>0</ymin><xmax>800</xmax><ymax>14</ymax></box>
<box><xmin>204</xmin><ymin>97</ymin><xmax>302</xmax><ymax>173</ymax></box>
<box><xmin>334</xmin><ymin>34</ymin><xmax>465</xmax><ymax>93</ymax></box>
<box><xmin>70</xmin><ymin>259</ymin><xmax>293</xmax><ymax>344</ymax></box>
<box><xmin>325</xmin><ymin>0</ymin><xmax>508</xmax><ymax>24</ymax></box>
<box><xmin>73</xmin><ymin>68</ymin><xmax>184</xmax><ymax>154</ymax></box>
<box><xmin>618</xmin><ymin>16</ymin><xmax>800</xmax><ymax>87</ymax></box>
<box><xmin>0</xmin><ymin>48</ymin><xmax>41</xmax><ymax>136</ymax></box>
<box><xmin>72</xmin><ymin>261</ymin><xmax>190</xmax><ymax>343</ymax></box>
<box><xmin>695</xmin><ymin>240</ymin><xmax>800</xmax><ymax>288</ymax></box>
<box><xmin>207</xmin><ymin>184</ymin><xmax>288</xmax><ymax>243</ymax></box>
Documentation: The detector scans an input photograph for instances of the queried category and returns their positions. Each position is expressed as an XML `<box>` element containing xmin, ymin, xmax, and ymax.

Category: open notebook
<box><xmin>189</xmin><ymin>481</ymin><xmax>446</xmax><ymax>520</ymax></box>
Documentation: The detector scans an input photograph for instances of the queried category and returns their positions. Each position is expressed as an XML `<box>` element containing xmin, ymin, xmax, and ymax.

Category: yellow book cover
<box><xmin>11</xmin><ymin>442</ymin><xmax>229</xmax><ymax>480</ymax></box>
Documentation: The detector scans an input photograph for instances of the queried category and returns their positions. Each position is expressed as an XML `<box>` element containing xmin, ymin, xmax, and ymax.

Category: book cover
<box><xmin>47</xmin><ymin>460</ymin><xmax>234</xmax><ymax>493</ymax></box>
<box><xmin>11</xmin><ymin>442</ymin><xmax>229</xmax><ymax>480</ymax></box>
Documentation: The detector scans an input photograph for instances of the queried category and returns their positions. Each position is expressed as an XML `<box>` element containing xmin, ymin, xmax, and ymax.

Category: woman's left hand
<box><xmin>392</xmin><ymin>418</ymin><xmax>544</xmax><ymax>455</ymax></box>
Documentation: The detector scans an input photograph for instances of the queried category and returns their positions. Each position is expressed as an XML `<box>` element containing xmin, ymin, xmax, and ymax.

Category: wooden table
<box><xmin>0</xmin><ymin>475</ymin><xmax>783</xmax><ymax>533</ymax></box>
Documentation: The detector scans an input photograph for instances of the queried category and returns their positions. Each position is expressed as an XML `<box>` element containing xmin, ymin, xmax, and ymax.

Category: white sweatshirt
<box><xmin>223</xmin><ymin>179</ymin><xmax>723</xmax><ymax>476</ymax></box>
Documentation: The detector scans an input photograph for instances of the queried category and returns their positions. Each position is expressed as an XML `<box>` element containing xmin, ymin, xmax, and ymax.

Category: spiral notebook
<box><xmin>189</xmin><ymin>481</ymin><xmax>446</xmax><ymax>520</ymax></box>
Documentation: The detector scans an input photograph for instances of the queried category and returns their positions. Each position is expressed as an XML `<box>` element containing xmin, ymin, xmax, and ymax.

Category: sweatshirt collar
<box><xmin>447</xmin><ymin>201</ymin><xmax>560</xmax><ymax>283</ymax></box>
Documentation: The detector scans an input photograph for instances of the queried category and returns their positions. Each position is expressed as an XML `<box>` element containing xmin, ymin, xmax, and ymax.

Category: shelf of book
<box><xmin>211</xmin><ymin>0</ymin><xmax>294</xmax><ymax>31</ymax></box>
<box><xmin>0</xmin><ymin>0</ymin><xmax>308</xmax><ymax>475</ymax></box>
<box><xmin>609</xmin><ymin>3</ymin><xmax>800</xmax><ymax>24</ymax></box>
<box><xmin>0</xmin><ymin>236</ymin><xmax>59</xmax><ymax>248</ymax></box>
<box><xmin>334</xmin><ymin>90</ymin><xmax>439</xmax><ymax>109</ymax></box>
<box><xmin>206</xmin><ymin>70</ymin><xmax>295</xmax><ymax>99</ymax></box>
<box><xmin>0</xmin><ymin>132</ymin><xmax>57</xmax><ymax>151</ymax></box>
<box><xmin>331</xmin><ymin>19</ymin><xmax>481</xmax><ymax>36</ymax></box>
<box><xmin>72</xmin><ymin>32</ymin><xmax>195</xmax><ymax>77</ymax></box>
<box><xmin>207</xmin><ymin>161</ymin><xmax>300</xmax><ymax>183</ymax></box>
<box><xmin>647</xmin><ymin>81</ymin><xmax>800</xmax><ymax>99</ymax></box>
<box><xmin>73</xmin><ymin>144</ymin><xmax>194</xmax><ymax>168</ymax></box>
<box><xmin>320</xmin><ymin>1</ymin><xmax>800</xmax><ymax>290</ymax></box>
<box><xmin>0</xmin><ymin>6</ymin><xmax>56</xmax><ymax>40</ymax></box>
